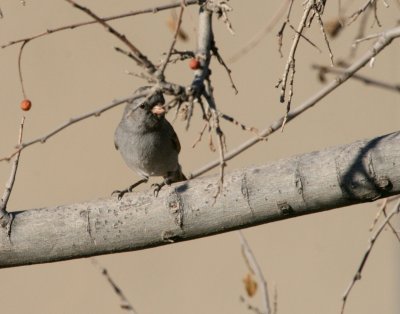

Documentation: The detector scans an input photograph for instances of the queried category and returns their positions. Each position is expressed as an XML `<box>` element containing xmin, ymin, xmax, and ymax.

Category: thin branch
<box><xmin>0</xmin><ymin>117</ymin><xmax>26</xmax><ymax>232</ymax></box>
<box><xmin>65</xmin><ymin>0</ymin><xmax>157</xmax><ymax>74</ymax></box>
<box><xmin>288</xmin><ymin>23</ymin><xmax>322</xmax><ymax>53</ymax></box>
<box><xmin>203</xmin><ymin>84</ymin><xmax>226</xmax><ymax>199</ymax></box>
<box><xmin>211</xmin><ymin>45</ymin><xmax>238</xmax><ymax>94</ymax></box>
<box><xmin>311</xmin><ymin>64</ymin><xmax>400</xmax><ymax>93</ymax></box>
<box><xmin>348</xmin><ymin>0</ymin><xmax>378</xmax><ymax>25</ymax></box>
<box><xmin>353</xmin><ymin>31</ymin><xmax>382</xmax><ymax>47</ymax></box>
<box><xmin>239</xmin><ymin>231</ymin><xmax>271</xmax><ymax>314</ymax></box>
<box><xmin>340</xmin><ymin>198</ymin><xmax>400</xmax><ymax>314</ymax></box>
<box><xmin>17</xmin><ymin>41</ymin><xmax>29</xmax><ymax>99</ymax></box>
<box><xmin>189</xmin><ymin>26</ymin><xmax>400</xmax><ymax>179</ymax></box>
<box><xmin>158</xmin><ymin>4</ymin><xmax>185</xmax><ymax>77</ymax></box>
<box><xmin>348</xmin><ymin>5</ymin><xmax>372</xmax><ymax>58</ymax></box>
<box><xmin>191</xmin><ymin>122</ymin><xmax>209</xmax><ymax>148</ymax></box>
<box><xmin>369</xmin><ymin>196</ymin><xmax>400</xmax><ymax>242</ymax></box>
<box><xmin>218</xmin><ymin>111</ymin><xmax>260</xmax><ymax>136</ymax></box>
<box><xmin>228</xmin><ymin>0</ymin><xmax>291</xmax><ymax>63</ymax></box>
<box><xmin>1</xmin><ymin>0</ymin><xmax>201</xmax><ymax>49</ymax></box>
<box><xmin>0</xmin><ymin>94</ymin><xmax>145</xmax><ymax>162</ymax></box>
<box><xmin>314</xmin><ymin>5</ymin><xmax>334</xmax><ymax>66</ymax></box>
<box><xmin>276</xmin><ymin>0</ymin><xmax>314</xmax><ymax>106</ymax></box>
<box><xmin>91</xmin><ymin>259</ymin><xmax>138</xmax><ymax>314</ymax></box>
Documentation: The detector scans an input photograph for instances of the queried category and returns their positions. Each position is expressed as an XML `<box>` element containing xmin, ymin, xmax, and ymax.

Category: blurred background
<box><xmin>0</xmin><ymin>1</ymin><xmax>399</xmax><ymax>313</ymax></box>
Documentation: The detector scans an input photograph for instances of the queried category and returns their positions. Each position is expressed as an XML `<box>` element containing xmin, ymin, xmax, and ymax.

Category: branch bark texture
<box><xmin>1</xmin><ymin>131</ymin><xmax>399</xmax><ymax>268</ymax></box>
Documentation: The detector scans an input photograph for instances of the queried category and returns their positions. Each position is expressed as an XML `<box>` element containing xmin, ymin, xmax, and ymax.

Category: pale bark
<box><xmin>0</xmin><ymin>131</ymin><xmax>399</xmax><ymax>268</ymax></box>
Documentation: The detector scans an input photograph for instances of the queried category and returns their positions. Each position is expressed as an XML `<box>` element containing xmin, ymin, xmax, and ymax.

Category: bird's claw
<box><xmin>112</xmin><ymin>189</ymin><xmax>128</xmax><ymax>200</ymax></box>
<box><xmin>112</xmin><ymin>178</ymin><xmax>148</xmax><ymax>200</ymax></box>
<box><xmin>151</xmin><ymin>183</ymin><xmax>164</xmax><ymax>197</ymax></box>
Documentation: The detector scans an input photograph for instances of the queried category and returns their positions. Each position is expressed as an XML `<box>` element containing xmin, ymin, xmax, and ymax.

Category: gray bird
<box><xmin>113</xmin><ymin>87</ymin><xmax>186</xmax><ymax>199</ymax></box>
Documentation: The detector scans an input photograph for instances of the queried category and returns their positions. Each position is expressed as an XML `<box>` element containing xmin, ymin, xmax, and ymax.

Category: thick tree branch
<box><xmin>1</xmin><ymin>131</ymin><xmax>399</xmax><ymax>268</ymax></box>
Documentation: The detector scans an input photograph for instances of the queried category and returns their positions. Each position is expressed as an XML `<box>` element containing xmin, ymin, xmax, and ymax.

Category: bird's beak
<box><xmin>151</xmin><ymin>103</ymin><xmax>166</xmax><ymax>117</ymax></box>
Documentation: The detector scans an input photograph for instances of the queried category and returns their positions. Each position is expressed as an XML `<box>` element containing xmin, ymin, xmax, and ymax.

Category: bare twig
<box><xmin>314</xmin><ymin>5</ymin><xmax>334</xmax><ymax>66</ymax></box>
<box><xmin>211</xmin><ymin>45</ymin><xmax>238</xmax><ymax>94</ymax></box>
<box><xmin>159</xmin><ymin>4</ymin><xmax>185</xmax><ymax>77</ymax></box>
<box><xmin>65</xmin><ymin>0</ymin><xmax>156</xmax><ymax>74</ymax></box>
<box><xmin>1</xmin><ymin>0</ymin><xmax>201</xmax><ymax>49</ymax></box>
<box><xmin>239</xmin><ymin>296</ymin><xmax>263</xmax><ymax>314</ymax></box>
<box><xmin>205</xmin><ymin>0</ymin><xmax>235</xmax><ymax>34</ymax></box>
<box><xmin>228</xmin><ymin>0</ymin><xmax>291</xmax><ymax>63</ymax></box>
<box><xmin>277</xmin><ymin>0</ymin><xmax>295</xmax><ymax>57</ymax></box>
<box><xmin>348</xmin><ymin>0</ymin><xmax>379</xmax><ymax>25</ymax></box>
<box><xmin>239</xmin><ymin>231</ymin><xmax>271</xmax><ymax>314</ymax></box>
<box><xmin>288</xmin><ymin>24</ymin><xmax>322</xmax><ymax>53</ymax></box>
<box><xmin>0</xmin><ymin>94</ymin><xmax>145</xmax><ymax>162</ymax></box>
<box><xmin>276</xmin><ymin>0</ymin><xmax>314</xmax><ymax>107</ymax></box>
<box><xmin>191</xmin><ymin>122</ymin><xmax>209</xmax><ymax>148</ymax></box>
<box><xmin>353</xmin><ymin>31</ymin><xmax>382</xmax><ymax>47</ymax></box>
<box><xmin>0</xmin><ymin>117</ymin><xmax>26</xmax><ymax>232</ymax></box>
<box><xmin>369</xmin><ymin>196</ymin><xmax>400</xmax><ymax>242</ymax></box>
<box><xmin>17</xmin><ymin>41</ymin><xmax>29</xmax><ymax>99</ymax></box>
<box><xmin>340</xmin><ymin>198</ymin><xmax>400</xmax><ymax>314</ymax></box>
<box><xmin>189</xmin><ymin>26</ymin><xmax>400</xmax><ymax>179</ymax></box>
<box><xmin>311</xmin><ymin>64</ymin><xmax>400</xmax><ymax>93</ymax></box>
<box><xmin>218</xmin><ymin>111</ymin><xmax>260</xmax><ymax>136</ymax></box>
<box><xmin>91</xmin><ymin>259</ymin><xmax>138</xmax><ymax>314</ymax></box>
<box><xmin>203</xmin><ymin>84</ymin><xmax>226</xmax><ymax>199</ymax></box>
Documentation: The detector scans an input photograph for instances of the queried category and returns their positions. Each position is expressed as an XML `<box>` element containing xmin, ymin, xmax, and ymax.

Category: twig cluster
<box><xmin>0</xmin><ymin>2</ymin><xmax>400</xmax><ymax>314</ymax></box>
<box><xmin>276</xmin><ymin>0</ymin><xmax>333</xmax><ymax>129</ymax></box>
<box><xmin>3</xmin><ymin>0</ymin><xmax>247</xmax><ymax>199</ymax></box>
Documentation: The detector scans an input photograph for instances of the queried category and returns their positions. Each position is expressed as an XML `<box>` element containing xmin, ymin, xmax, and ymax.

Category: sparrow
<box><xmin>113</xmin><ymin>87</ymin><xmax>186</xmax><ymax>199</ymax></box>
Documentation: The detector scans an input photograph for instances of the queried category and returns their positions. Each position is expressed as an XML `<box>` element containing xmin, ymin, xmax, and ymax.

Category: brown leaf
<box><xmin>167</xmin><ymin>16</ymin><xmax>189</xmax><ymax>42</ymax></box>
<box><xmin>324</xmin><ymin>19</ymin><xmax>343</xmax><ymax>38</ymax></box>
<box><xmin>243</xmin><ymin>273</ymin><xmax>258</xmax><ymax>297</ymax></box>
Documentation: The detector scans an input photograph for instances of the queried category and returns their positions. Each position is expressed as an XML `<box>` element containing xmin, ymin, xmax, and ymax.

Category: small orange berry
<box><xmin>189</xmin><ymin>58</ymin><xmax>200</xmax><ymax>70</ymax></box>
<box><xmin>20</xmin><ymin>99</ymin><xmax>32</xmax><ymax>111</ymax></box>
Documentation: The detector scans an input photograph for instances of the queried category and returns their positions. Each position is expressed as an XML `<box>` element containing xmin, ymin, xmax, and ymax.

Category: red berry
<box><xmin>189</xmin><ymin>58</ymin><xmax>200</xmax><ymax>70</ymax></box>
<box><xmin>20</xmin><ymin>99</ymin><xmax>32</xmax><ymax>111</ymax></box>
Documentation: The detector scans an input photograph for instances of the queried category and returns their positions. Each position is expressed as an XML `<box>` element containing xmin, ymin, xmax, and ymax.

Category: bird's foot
<box><xmin>151</xmin><ymin>181</ymin><xmax>167</xmax><ymax>197</ymax></box>
<box><xmin>112</xmin><ymin>178</ymin><xmax>148</xmax><ymax>200</ymax></box>
<box><xmin>112</xmin><ymin>188</ymin><xmax>129</xmax><ymax>200</ymax></box>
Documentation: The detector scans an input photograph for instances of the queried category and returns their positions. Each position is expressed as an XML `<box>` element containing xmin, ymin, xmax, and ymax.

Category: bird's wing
<box><xmin>167</xmin><ymin>121</ymin><xmax>181</xmax><ymax>154</ymax></box>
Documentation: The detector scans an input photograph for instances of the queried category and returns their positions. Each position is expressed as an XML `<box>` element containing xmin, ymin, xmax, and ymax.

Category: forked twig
<box><xmin>312</xmin><ymin>64</ymin><xmax>400</xmax><ymax>93</ymax></box>
<box><xmin>159</xmin><ymin>4</ymin><xmax>185</xmax><ymax>77</ymax></box>
<box><xmin>211</xmin><ymin>45</ymin><xmax>238</xmax><ymax>94</ymax></box>
<box><xmin>65</xmin><ymin>0</ymin><xmax>157</xmax><ymax>74</ymax></box>
<box><xmin>0</xmin><ymin>117</ymin><xmax>26</xmax><ymax>233</ymax></box>
<box><xmin>228</xmin><ymin>0</ymin><xmax>291</xmax><ymax>63</ymax></box>
<box><xmin>0</xmin><ymin>94</ymin><xmax>145</xmax><ymax>162</ymax></box>
<box><xmin>1</xmin><ymin>0</ymin><xmax>201</xmax><ymax>49</ymax></box>
<box><xmin>190</xmin><ymin>26</ymin><xmax>400</xmax><ymax>179</ymax></box>
<box><xmin>276</xmin><ymin>0</ymin><xmax>314</xmax><ymax>106</ymax></box>
<box><xmin>369</xmin><ymin>196</ymin><xmax>400</xmax><ymax>242</ymax></box>
<box><xmin>340</xmin><ymin>199</ymin><xmax>400</xmax><ymax>314</ymax></box>
<box><xmin>239</xmin><ymin>231</ymin><xmax>271</xmax><ymax>314</ymax></box>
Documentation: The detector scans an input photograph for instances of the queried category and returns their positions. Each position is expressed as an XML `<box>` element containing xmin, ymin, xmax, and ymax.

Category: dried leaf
<box><xmin>324</xmin><ymin>19</ymin><xmax>342</xmax><ymax>38</ymax></box>
<box><xmin>243</xmin><ymin>273</ymin><xmax>258</xmax><ymax>297</ymax></box>
<box><xmin>167</xmin><ymin>16</ymin><xmax>189</xmax><ymax>42</ymax></box>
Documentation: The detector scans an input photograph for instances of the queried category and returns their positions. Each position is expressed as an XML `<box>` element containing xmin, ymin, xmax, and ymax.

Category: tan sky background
<box><xmin>0</xmin><ymin>1</ymin><xmax>399</xmax><ymax>313</ymax></box>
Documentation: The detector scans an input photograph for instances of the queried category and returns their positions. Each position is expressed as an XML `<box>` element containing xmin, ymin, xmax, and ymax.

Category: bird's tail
<box><xmin>169</xmin><ymin>165</ymin><xmax>187</xmax><ymax>183</ymax></box>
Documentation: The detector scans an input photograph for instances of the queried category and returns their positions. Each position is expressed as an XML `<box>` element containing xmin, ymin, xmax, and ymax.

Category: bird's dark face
<box><xmin>124</xmin><ymin>88</ymin><xmax>166</xmax><ymax>130</ymax></box>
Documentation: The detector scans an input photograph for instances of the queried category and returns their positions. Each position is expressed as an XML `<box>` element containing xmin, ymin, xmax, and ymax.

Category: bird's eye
<box><xmin>139</xmin><ymin>103</ymin><xmax>145</xmax><ymax>109</ymax></box>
